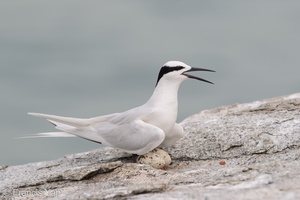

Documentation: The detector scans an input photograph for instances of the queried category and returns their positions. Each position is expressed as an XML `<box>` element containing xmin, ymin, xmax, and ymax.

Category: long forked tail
<box><xmin>27</xmin><ymin>112</ymin><xmax>104</xmax><ymax>144</ymax></box>
<box><xmin>19</xmin><ymin>132</ymin><xmax>76</xmax><ymax>139</ymax></box>
<box><xmin>28</xmin><ymin>112</ymin><xmax>92</xmax><ymax>127</ymax></box>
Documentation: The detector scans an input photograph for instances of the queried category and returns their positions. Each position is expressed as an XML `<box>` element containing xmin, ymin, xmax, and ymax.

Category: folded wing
<box><xmin>28</xmin><ymin>112</ymin><xmax>165</xmax><ymax>155</ymax></box>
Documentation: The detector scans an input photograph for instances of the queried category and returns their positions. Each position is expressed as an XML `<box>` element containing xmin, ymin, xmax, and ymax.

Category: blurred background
<box><xmin>1</xmin><ymin>1</ymin><xmax>299</xmax><ymax>166</ymax></box>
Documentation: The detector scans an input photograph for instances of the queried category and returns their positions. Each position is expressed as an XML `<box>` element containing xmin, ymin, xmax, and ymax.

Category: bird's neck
<box><xmin>142</xmin><ymin>79</ymin><xmax>183</xmax><ymax>133</ymax></box>
<box><xmin>146</xmin><ymin>80</ymin><xmax>182</xmax><ymax>108</ymax></box>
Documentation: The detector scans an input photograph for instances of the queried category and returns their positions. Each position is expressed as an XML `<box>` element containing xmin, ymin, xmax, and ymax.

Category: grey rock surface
<box><xmin>166</xmin><ymin>93</ymin><xmax>300</xmax><ymax>159</ymax></box>
<box><xmin>1</xmin><ymin>93</ymin><xmax>300</xmax><ymax>200</ymax></box>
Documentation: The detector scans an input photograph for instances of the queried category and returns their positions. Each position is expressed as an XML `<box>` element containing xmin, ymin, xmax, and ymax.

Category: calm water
<box><xmin>1</xmin><ymin>1</ymin><xmax>300</xmax><ymax>165</ymax></box>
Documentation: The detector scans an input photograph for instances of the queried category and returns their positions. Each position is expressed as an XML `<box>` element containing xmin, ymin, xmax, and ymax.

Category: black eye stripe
<box><xmin>155</xmin><ymin>66</ymin><xmax>185</xmax><ymax>86</ymax></box>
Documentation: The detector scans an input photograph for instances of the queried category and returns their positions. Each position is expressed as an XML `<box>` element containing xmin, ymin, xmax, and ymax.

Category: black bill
<box><xmin>182</xmin><ymin>67</ymin><xmax>215</xmax><ymax>84</ymax></box>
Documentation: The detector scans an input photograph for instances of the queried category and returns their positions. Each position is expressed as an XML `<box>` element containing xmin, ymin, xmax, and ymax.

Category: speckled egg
<box><xmin>137</xmin><ymin>148</ymin><xmax>172</xmax><ymax>169</ymax></box>
<box><xmin>153</xmin><ymin>148</ymin><xmax>172</xmax><ymax>166</ymax></box>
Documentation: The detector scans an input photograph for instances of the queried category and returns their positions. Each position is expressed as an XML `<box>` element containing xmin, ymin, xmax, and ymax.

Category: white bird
<box><xmin>28</xmin><ymin>61</ymin><xmax>215</xmax><ymax>155</ymax></box>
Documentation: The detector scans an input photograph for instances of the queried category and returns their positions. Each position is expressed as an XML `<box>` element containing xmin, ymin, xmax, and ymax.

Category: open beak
<box><xmin>182</xmin><ymin>67</ymin><xmax>215</xmax><ymax>84</ymax></box>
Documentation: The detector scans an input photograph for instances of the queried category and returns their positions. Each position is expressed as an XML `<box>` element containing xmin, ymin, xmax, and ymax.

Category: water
<box><xmin>1</xmin><ymin>1</ymin><xmax>299</xmax><ymax>165</ymax></box>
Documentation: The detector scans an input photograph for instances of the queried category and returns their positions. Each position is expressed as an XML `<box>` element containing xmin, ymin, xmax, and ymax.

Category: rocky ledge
<box><xmin>1</xmin><ymin>93</ymin><xmax>300</xmax><ymax>200</ymax></box>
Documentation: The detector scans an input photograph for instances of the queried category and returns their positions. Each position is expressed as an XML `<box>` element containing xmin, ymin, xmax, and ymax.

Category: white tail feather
<box><xmin>18</xmin><ymin>132</ymin><xmax>76</xmax><ymax>139</ymax></box>
<box><xmin>27</xmin><ymin>112</ymin><xmax>114</xmax><ymax>144</ymax></box>
<box><xmin>28</xmin><ymin>112</ymin><xmax>91</xmax><ymax>127</ymax></box>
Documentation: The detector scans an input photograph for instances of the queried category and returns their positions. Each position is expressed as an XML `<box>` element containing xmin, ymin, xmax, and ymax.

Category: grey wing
<box><xmin>92</xmin><ymin>119</ymin><xmax>165</xmax><ymax>155</ymax></box>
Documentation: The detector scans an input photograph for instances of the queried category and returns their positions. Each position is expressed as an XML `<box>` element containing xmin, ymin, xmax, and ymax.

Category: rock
<box><xmin>46</xmin><ymin>161</ymin><xmax>123</xmax><ymax>182</ymax></box>
<box><xmin>165</xmin><ymin>93</ymin><xmax>300</xmax><ymax>160</ymax></box>
<box><xmin>1</xmin><ymin>93</ymin><xmax>300</xmax><ymax>200</ymax></box>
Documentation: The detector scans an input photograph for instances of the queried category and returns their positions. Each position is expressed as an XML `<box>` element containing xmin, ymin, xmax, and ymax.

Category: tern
<box><xmin>28</xmin><ymin>61</ymin><xmax>215</xmax><ymax>155</ymax></box>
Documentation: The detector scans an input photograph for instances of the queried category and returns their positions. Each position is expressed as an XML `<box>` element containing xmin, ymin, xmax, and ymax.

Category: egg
<box><xmin>137</xmin><ymin>148</ymin><xmax>172</xmax><ymax>169</ymax></box>
<box><xmin>154</xmin><ymin>148</ymin><xmax>172</xmax><ymax>166</ymax></box>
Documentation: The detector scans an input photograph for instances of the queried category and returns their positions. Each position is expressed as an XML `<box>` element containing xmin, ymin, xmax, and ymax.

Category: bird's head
<box><xmin>155</xmin><ymin>61</ymin><xmax>215</xmax><ymax>87</ymax></box>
